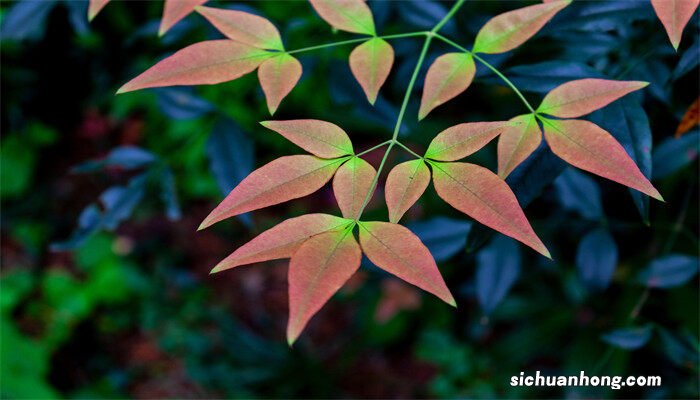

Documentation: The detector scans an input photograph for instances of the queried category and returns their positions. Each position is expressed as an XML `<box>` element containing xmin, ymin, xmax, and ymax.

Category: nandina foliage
<box><xmin>103</xmin><ymin>0</ymin><xmax>677</xmax><ymax>344</ymax></box>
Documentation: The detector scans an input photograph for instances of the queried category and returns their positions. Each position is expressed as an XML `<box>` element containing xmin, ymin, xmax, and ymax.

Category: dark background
<box><xmin>1</xmin><ymin>0</ymin><xmax>698</xmax><ymax>398</ymax></box>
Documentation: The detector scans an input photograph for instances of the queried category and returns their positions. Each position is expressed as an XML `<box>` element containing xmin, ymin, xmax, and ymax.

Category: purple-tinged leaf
<box><xmin>261</xmin><ymin>119</ymin><xmax>353</xmax><ymax>158</ymax></box>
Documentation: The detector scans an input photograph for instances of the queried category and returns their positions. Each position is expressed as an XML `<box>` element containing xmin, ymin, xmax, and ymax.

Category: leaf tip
<box><xmin>197</xmin><ymin>219</ymin><xmax>211</xmax><ymax>231</ymax></box>
<box><xmin>447</xmin><ymin>297</ymin><xmax>457</xmax><ymax>308</ymax></box>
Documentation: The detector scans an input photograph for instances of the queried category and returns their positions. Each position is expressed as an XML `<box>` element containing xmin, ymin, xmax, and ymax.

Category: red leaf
<box><xmin>676</xmin><ymin>97</ymin><xmax>700</xmax><ymax>138</ymax></box>
<box><xmin>425</xmin><ymin>121</ymin><xmax>515</xmax><ymax>161</ymax></box>
<box><xmin>333</xmin><ymin>157</ymin><xmax>377</xmax><ymax>219</ymax></box>
<box><xmin>358</xmin><ymin>221</ymin><xmax>456</xmax><ymax>306</ymax></box>
<box><xmin>419</xmin><ymin>53</ymin><xmax>475</xmax><ymax>120</ymax></box>
<box><xmin>260</xmin><ymin>119</ymin><xmax>354</xmax><ymax>158</ymax></box>
<box><xmin>287</xmin><ymin>228</ymin><xmax>361</xmax><ymax>345</ymax></box>
<box><xmin>651</xmin><ymin>0</ymin><xmax>700</xmax><ymax>50</ymax></box>
<box><xmin>385</xmin><ymin>159</ymin><xmax>430</xmax><ymax>223</ymax></box>
<box><xmin>538</xmin><ymin>78</ymin><xmax>649</xmax><ymax>118</ymax></box>
<box><xmin>349</xmin><ymin>38</ymin><xmax>394</xmax><ymax>105</ymax></box>
<box><xmin>211</xmin><ymin>214</ymin><xmax>353</xmax><ymax>273</ymax></box>
<box><xmin>309</xmin><ymin>0</ymin><xmax>375</xmax><ymax>35</ymax></box>
<box><xmin>541</xmin><ymin>118</ymin><xmax>663</xmax><ymax>200</ymax></box>
<box><xmin>472</xmin><ymin>0</ymin><xmax>571</xmax><ymax>54</ymax></box>
<box><xmin>497</xmin><ymin>114</ymin><xmax>542</xmax><ymax>178</ymax></box>
<box><xmin>199</xmin><ymin>155</ymin><xmax>348</xmax><ymax>229</ymax></box>
<box><xmin>117</xmin><ymin>41</ymin><xmax>271</xmax><ymax>94</ymax></box>
<box><xmin>160</xmin><ymin>0</ymin><xmax>208</xmax><ymax>36</ymax></box>
<box><xmin>258</xmin><ymin>54</ymin><xmax>303</xmax><ymax>115</ymax></box>
<box><xmin>430</xmin><ymin>161</ymin><xmax>550</xmax><ymax>257</ymax></box>
<box><xmin>195</xmin><ymin>5</ymin><xmax>284</xmax><ymax>50</ymax></box>
<box><xmin>88</xmin><ymin>0</ymin><xmax>110</xmax><ymax>21</ymax></box>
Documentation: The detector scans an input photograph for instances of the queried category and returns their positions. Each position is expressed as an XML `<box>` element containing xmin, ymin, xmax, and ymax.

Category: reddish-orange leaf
<box><xmin>541</xmin><ymin>118</ymin><xmax>663</xmax><ymax>201</ymax></box>
<box><xmin>385</xmin><ymin>160</ymin><xmax>430</xmax><ymax>223</ymax></box>
<box><xmin>676</xmin><ymin>98</ymin><xmax>700</xmax><ymax>137</ymax></box>
<box><xmin>287</xmin><ymin>228</ymin><xmax>361</xmax><ymax>345</ymax></box>
<box><xmin>195</xmin><ymin>6</ymin><xmax>284</xmax><ymax>50</ymax></box>
<box><xmin>472</xmin><ymin>0</ymin><xmax>571</xmax><ymax>54</ymax></box>
<box><xmin>258</xmin><ymin>54</ymin><xmax>303</xmax><ymax>115</ymax></box>
<box><xmin>333</xmin><ymin>157</ymin><xmax>377</xmax><ymax>219</ymax></box>
<box><xmin>430</xmin><ymin>161</ymin><xmax>550</xmax><ymax>257</ymax></box>
<box><xmin>88</xmin><ymin>0</ymin><xmax>110</xmax><ymax>21</ymax></box>
<box><xmin>651</xmin><ymin>0</ymin><xmax>700</xmax><ymax>50</ymax></box>
<box><xmin>260</xmin><ymin>120</ymin><xmax>353</xmax><ymax>158</ymax></box>
<box><xmin>425</xmin><ymin>121</ymin><xmax>515</xmax><ymax>161</ymax></box>
<box><xmin>117</xmin><ymin>41</ymin><xmax>271</xmax><ymax>94</ymax></box>
<box><xmin>199</xmin><ymin>155</ymin><xmax>348</xmax><ymax>229</ymax></box>
<box><xmin>538</xmin><ymin>78</ymin><xmax>649</xmax><ymax>118</ymax></box>
<box><xmin>309</xmin><ymin>0</ymin><xmax>375</xmax><ymax>35</ymax></box>
<box><xmin>211</xmin><ymin>214</ymin><xmax>352</xmax><ymax>273</ymax></box>
<box><xmin>419</xmin><ymin>53</ymin><xmax>476</xmax><ymax>120</ymax></box>
<box><xmin>160</xmin><ymin>0</ymin><xmax>208</xmax><ymax>36</ymax></box>
<box><xmin>498</xmin><ymin>114</ymin><xmax>542</xmax><ymax>178</ymax></box>
<box><xmin>358</xmin><ymin>221</ymin><xmax>456</xmax><ymax>306</ymax></box>
<box><xmin>349</xmin><ymin>38</ymin><xmax>394</xmax><ymax>105</ymax></box>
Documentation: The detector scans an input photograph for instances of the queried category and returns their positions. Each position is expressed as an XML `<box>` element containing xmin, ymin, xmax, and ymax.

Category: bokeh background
<box><xmin>1</xmin><ymin>0</ymin><xmax>699</xmax><ymax>398</ymax></box>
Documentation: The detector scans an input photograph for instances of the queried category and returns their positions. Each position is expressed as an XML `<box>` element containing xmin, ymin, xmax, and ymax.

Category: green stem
<box><xmin>433</xmin><ymin>32</ymin><xmax>468</xmax><ymax>52</ymax></box>
<box><xmin>395</xmin><ymin>141</ymin><xmax>423</xmax><ymax>159</ymax></box>
<box><xmin>472</xmin><ymin>53</ymin><xmax>536</xmax><ymax>113</ymax></box>
<box><xmin>287</xmin><ymin>31</ymin><xmax>427</xmax><ymax>55</ymax></box>
<box><xmin>355</xmin><ymin>140</ymin><xmax>392</xmax><ymax>157</ymax></box>
<box><xmin>431</xmin><ymin>0</ymin><xmax>467</xmax><ymax>33</ymax></box>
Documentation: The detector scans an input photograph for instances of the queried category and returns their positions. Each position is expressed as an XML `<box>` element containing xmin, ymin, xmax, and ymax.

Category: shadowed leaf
<box><xmin>576</xmin><ymin>229</ymin><xmax>618</xmax><ymax>291</ymax></box>
<box><xmin>651</xmin><ymin>0</ymin><xmax>700</xmax><ymax>50</ymax></box>
<box><xmin>653</xmin><ymin>131</ymin><xmax>700</xmax><ymax>179</ymax></box>
<box><xmin>333</xmin><ymin>157</ymin><xmax>377</xmax><ymax>219</ymax></box>
<box><xmin>601</xmin><ymin>325</ymin><xmax>653</xmax><ymax>350</ymax></box>
<box><xmin>419</xmin><ymin>53</ymin><xmax>475</xmax><ymax>120</ymax></box>
<box><xmin>160</xmin><ymin>0</ymin><xmax>208</xmax><ymax>36</ymax></box>
<box><xmin>476</xmin><ymin>236</ymin><xmax>521</xmax><ymax>314</ymax></box>
<box><xmin>258</xmin><ymin>54</ymin><xmax>303</xmax><ymax>115</ymax></box>
<box><xmin>349</xmin><ymin>38</ymin><xmax>394</xmax><ymax>105</ymax></box>
<box><xmin>88</xmin><ymin>0</ymin><xmax>110</xmax><ymax>21</ymax></box>
<box><xmin>638</xmin><ymin>254</ymin><xmax>699</xmax><ymax>288</ymax></box>
<box><xmin>309</xmin><ymin>0</ymin><xmax>375</xmax><ymax>35</ymax></box>
<box><xmin>261</xmin><ymin>119</ymin><xmax>353</xmax><ymax>158</ymax></box>
<box><xmin>498</xmin><ymin>114</ymin><xmax>542</xmax><ymax>178</ymax></box>
<box><xmin>537</xmin><ymin>78</ymin><xmax>648</xmax><ymax>118</ymax></box>
<box><xmin>196</xmin><ymin>5</ymin><xmax>284</xmax><ymax>50</ymax></box>
<box><xmin>385</xmin><ymin>159</ymin><xmax>430</xmax><ymax>223</ymax></box>
<box><xmin>425</xmin><ymin>121</ymin><xmax>514</xmax><ymax>161</ymax></box>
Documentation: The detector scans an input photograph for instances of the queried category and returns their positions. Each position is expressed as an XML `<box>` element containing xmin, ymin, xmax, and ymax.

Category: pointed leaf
<box><xmin>541</xmin><ymin>118</ymin><xmax>663</xmax><ymax>200</ymax></box>
<box><xmin>425</xmin><ymin>121</ymin><xmax>514</xmax><ymax>161</ymax></box>
<box><xmin>309</xmin><ymin>0</ymin><xmax>375</xmax><ymax>35</ymax></box>
<box><xmin>407</xmin><ymin>217</ymin><xmax>471</xmax><ymax>262</ymax></box>
<box><xmin>497</xmin><ymin>114</ymin><xmax>542</xmax><ymax>178</ymax></box>
<box><xmin>200</xmin><ymin>155</ymin><xmax>348</xmax><ymax>229</ymax></box>
<box><xmin>638</xmin><ymin>254</ymin><xmax>699</xmax><ymax>288</ymax></box>
<box><xmin>117</xmin><ymin>41</ymin><xmax>271</xmax><ymax>94</ymax></box>
<box><xmin>601</xmin><ymin>325</ymin><xmax>653</xmax><ymax>350</ymax></box>
<box><xmin>652</xmin><ymin>131</ymin><xmax>700</xmax><ymax>179</ymax></box>
<box><xmin>537</xmin><ymin>78</ymin><xmax>649</xmax><ymax>118</ymax></box>
<box><xmin>651</xmin><ymin>0</ymin><xmax>700</xmax><ymax>50</ymax></box>
<box><xmin>258</xmin><ymin>54</ymin><xmax>303</xmax><ymax>115</ymax></box>
<box><xmin>554</xmin><ymin>168</ymin><xmax>603</xmax><ymax>220</ymax></box>
<box><xmin>260</xmin><ymin>119</ymin><xmax>353</xmax><ymax>158</ymax></box>
<box><xmin>385</xmin><ymin>159</ymin><xmax>430</xmax><ymax>223</ymax></box>
<box><xmin>349</xmin><ymin>38</ymin><xmax>394</xmax><ymax>105</ymax></box>
<box><xmin>287</xmin><ymin>228</ymin><xmax>361</xmax><ymax>344</ymax></box>
<box><xmin>333</xmin><ymin>157</ymin><xmax>377</xmax><ymax>219</ymax></box>
<box><xmin>418</xmin><ymin>52</ymin><xmax>475</xmax><ymax>119</ymax></box>
<box><xmin>88</xmin><ymin>0</ymin><xmax>110</xmax><ymax>21</ymax></box>
<box><xmin>196</xmin><ymin>5</ymin><xmax>284</xmax><ymax>50</ymax></box>
<box><xmin>212</xmin><ymin>214</ymin><xmax>352</xmax><ymax>273</ymax></box>
<box><xmin>358</xmin><ymin>221</ymin><xmax>455</xmax><ymax>306</ymax></box>
<box><xmin>676</xmin><ymin>98</ymin><xmax>699</xmax><ymax>137</ymax></box>
<box><xmin>476</xmin><ymin>236</ymin><xmax>521</xmax><ymax>315</ymax></box>
<box><xmin>472</xmin><ymin>0</ymin><xmax>571</xmax><ymax>54</ymax></box>
<box><xmin>160</xmin><ymin>0</ymin><xmax>208</xmax><ymax>36</ymax></box>
<box><xmin>576</xmin><ymin>229</ymin><xmax>618</xmax><ymax>291</ymax></box>
<box><xmin>430</xmin><ymin>161</ymin><xmax>550</xmax><ymax>257</ymax></box>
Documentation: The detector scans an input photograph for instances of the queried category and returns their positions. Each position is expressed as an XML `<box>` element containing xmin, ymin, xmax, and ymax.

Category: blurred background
<box><xmin>1</xmin><ymin>0</ymin><xmax>698</xmax><ymax>398</ymax></box>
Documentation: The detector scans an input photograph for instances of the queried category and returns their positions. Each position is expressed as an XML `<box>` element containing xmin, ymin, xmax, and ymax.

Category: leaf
<box><xmin>309</xmin><ymin>0</ymin><xmax>375</xmax><ymax>35</ymax></box>
<box><xmin>652</xmin><ymin>131</ymin><xmax>700</xmax><ymax>179</ymax></box>
<box><xmin>99</xmin><ymin>175</ymin><xmax>148</xmax><ymax>230</ymax></box>
<box><xmin>332</xmin><ymin>157</ymin><xmax>377</xmax><ymax>219</ymax></box>
<box><xmin>159</xmin><ymin>167</ymin><xmax>181</xmax><ymax>220</ymax></box>
<box><xmin>497</xmin><ymin>114</ymin><xmax>542</xmax><ymax>178</ymax></box>
<box><xmin>492</xmin><ymin>61</ymin><xmax>604</xmax><ymax>94</ymax></box>
<box><xmin>258</xmin><ymin>54</ymin><xmax>303</xmax><ymax>115</ymax></box>
<box><xmin>117</xmin><ymin>41</ymin><xmax>271</xmax><ymax>94</ymax></box>
<box><xmin>505</xmin><ymin>145</ymin><xmax>567</xmax><ymax>206</ymax></box>
<box><xmin>601</xmin><ymin>325</ymin><xmax>653</xmax><ymax>350</ymax></box>
<box><xmin>407</xmin><ymin>217</ymin><xmax>471</xmax><ymax>262</ymax></box>
<box><xmin>418</xmin><ymin>53</ymin><xmax>476</xmax><ymax>120</ymax></box>
<box><xmin>154</xmin><ymin>87</ymin><xmax>215</xmax><ymax>120</ymax></box>
<box><xmin>199</xmin><ymin>155</ymin><xmax>347</xmax><ymax>229</ymax></box>
<box><xmin>349</xmin><ymin>38</ymin><xmax>394</xmax><ymax>105</ymax></box>
<box><xmin>50</xmin><ymin>204</ymin><xmax>103</xmax><ymax>251</ymax></box>
<box><xmin>430</xmin><ymin>161</ymin><xmax>550</xmax><ymax>257</ymax></box>
<box><xmin>656</xmin><ymin>327</ymin><xmax>700</xmax><ymax>368</ymax></box>
<box><xmin>676</xmin><ymin>98</ymin><xmax>699</xmax><ymax>137</ymax></box>
<box><xmin>471</xmin><ymin>0</ymin><xmax>571</xmax><ymax>54</ymax></box>
<box><xmin>673</xmin><ymin>36</ymin><xmax>700</xmax><ymax>79</ymax></box>
<box><xmin>211</xmin><ymin>214</ymin><xmax>352</xmax><ymax>273</ymax></box>
<box><xmin>195</xmin><ymin>5</ymin><xmax>284</xmax><ymax>50</ymax></box>
<box><xmin>287</xmin><ymin>228</ymin><xmax>361</xmax><ymax>344</ymax></box>
<box><xmin>576</xmin><ymin>229</ymin><xmax>618</xmax><ymax>291</ymax></box>
<box><xmin>385</xmin><ymin>159</ymin><xmax>430</xmax><ymax>223</ymax></box>
<box><xmin>206</xmin><ymin>118</ymin><xmax>254</xmax><ymax>194</ymax></box>
<box><xmin>397</xmin><ymin>0</ymin><xmax>457</xmax><ymax>34</ymax></box>
<box><xmin>537</xmin><ymin>78</ymin><xmax>649</xmax><ymax>118</ymax></box>
<box><xmin>260</xmin><ymin>119</ymin><xmax>353</xmax><ymax>158</ymax></box>
<box><xmin>159</xmin><ymin>0</ymin><xmax>208</xmax><ymax>36</ymax></box>
<box><xmin>0</xmin><ymin>0</ymin><xmax>55</xmax><ymax>41</ymax></box>
<box><xmin>476</xmin><ymin>236</ymin><xmax>521</xmax><ymax>315</ymax></box>
<box><xmin>358</xmin><ymin>221</ymin><xmax>455</xmax><ymax>306</ymax></box>
<box><xmin>72</xmin><ymin>146</ymin><xmax>156</xmax><ymax>173</ymax></box>
<box><xmin>650</xmin><ymin>0</ymin><xmax>700</xmax><ymax>50</ymax></box>
<box><xmin>554</xmin><ymin>168</ymin><xmax>603</xmax><ymax>220</ymax></box>
<box><xmin>425</xmin><ymin>121</ymin><xmax>514</xmax><ymax>162</ymax></box>
<box><xmin>638</xmin><ymin>255</ymin><xmax>699</xmax><ymax>288</ymax></box>
<box><xmin>541</xmin><ymin>118</ymin><xmax>663</xmax><ymax>201</ymax></box>
<box><xmin>88</xmin><ymin>0</ymin><xmax>110</xmax><ymax>21</ymax></box>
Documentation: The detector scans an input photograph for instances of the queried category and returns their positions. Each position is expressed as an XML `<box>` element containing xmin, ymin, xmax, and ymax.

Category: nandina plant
<box><xmin>92</xmin><ymin>0</ymin><xmax>699</xmax><ymax>345</ymax></box>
